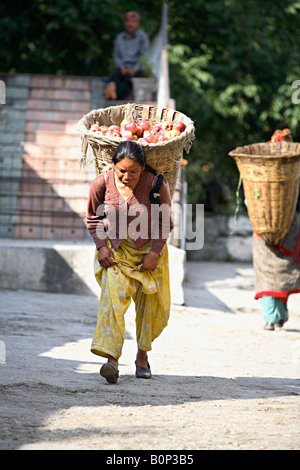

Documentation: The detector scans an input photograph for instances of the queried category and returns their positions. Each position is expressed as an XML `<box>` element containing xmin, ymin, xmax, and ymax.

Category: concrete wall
<box><xmin>0</xmin><ymin>239</ymin><xmax>186</xmax><ymax>305</ymax></box>
<box><xmin>0</xmin><ymin>212</ymin><xmax>252</xmax><ymax>302</ymax></box>
<box><xmin>187</xmin><ymin>213</ymin><xmax>253</xmax><ymax>263</ymax></box>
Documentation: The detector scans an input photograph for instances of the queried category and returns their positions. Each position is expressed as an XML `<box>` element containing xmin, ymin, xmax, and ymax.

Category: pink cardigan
<box><xmin>86</xmin><ymin>168</ymin><xmax>174</xmax><ymax>255</ymax></box>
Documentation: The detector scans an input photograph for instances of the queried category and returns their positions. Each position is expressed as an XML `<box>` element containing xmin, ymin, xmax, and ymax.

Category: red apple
<box><xmin>136</xmin><ymin>125</ymin><xmax>143</xmax><ymax>138</ymax></box>
<box><xmin>144</xmin><ymin>132</ymin><xmax>158</xmax><ymax>143</ymax></box>
<box><xmin>152</xmin><ymin>124</ymin><xmax>162</xmax><ymax>135</ymax></box>
<box><xmin>120</xmin><ymin>128</ymin><xmax>133</xmax><ymax>138</ymax></box>
<box><xmin>171</xmin><ymin>128</ymin><xmax>181</xmax><ymax>137</ymax></box>
<box><xmin>157</xmin><ymin>131</ymin><xmax>168</xmax><ymax>141</ymax></box>
<box><xmin>138</xmin><ymin>120</ymin><xmax>152</xmax><ymax>131</ymax></box>
<box><xmin>174</xmin><ymin>121</ymin><xmax>186</xmax><ymax>133</ymax></box>
<box><xmin>120</xmin><ymin>118</ymin><xmax>132</xmax><ymax>127</ymax></box>
<box><xmin>160</xmin><ymin>121</ymin><xmax>173</xmax><ymax>130</ymax></box>
<box><xmin>99</xmin><ymin>125</ymin><xmax>108</xmax><ymax>133</ymax></box>
<box><xmin>143</xmin><ymin>130</ymin><xmax>152</xmax><ymax>139</ymax></box>
<box><xmin>121</xmin><ymin>136</ymin><xmax>133</xmax><ymax>141</ymax></box>
<box><xmin>90</xmin><ymin>124</ymin><xmax>100</xmax><ymax>131</ymax></box>
<box><xmin>164</xmin><ymin>130</ymin><xmax>173</xmax><ymax>140</ymax></box>
<box><xmin>107</xmin><ymin>130</ymin><xmax>121</xmax><ymax>139</ymax></box>
<box><xmin>108</xmin><ymin>125</ymin><xmax>121</xmax><ymax>133</ymax></box>
<box><xmin>124</xmin><ymin>121</ymin><xmax>137</xmax><ymax>134</ymax></box>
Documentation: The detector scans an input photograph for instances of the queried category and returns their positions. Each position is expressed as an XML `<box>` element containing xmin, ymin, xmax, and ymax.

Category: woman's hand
<box><xmin>140</xmin><ymin>251</ymin><xmax>159</xmax><ymax>272</ymax></box>
<box><xmin>98</xmin><ymin>246</ymin><xmax>116</xmax><ymax>268</ymax></box>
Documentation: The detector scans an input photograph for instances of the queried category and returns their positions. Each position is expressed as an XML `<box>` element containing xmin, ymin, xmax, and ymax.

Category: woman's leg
<box><xmin>136</xmin><ymin>348</ymin><xmax>149</xmax><ymax>369</ymax></box>
<box><xmin>275</xmin><ymin>297</ymin><xmax>289</xmax><ymax>327</ymax></box>
<box><xmin>261</xmin><ymin>296</ymin><xmax>288</xmax><ymax>329</ymax></box>
<box><xmin>91</xmin><ymin>269</ymin><xmax>132</xmax><ymax>361</ymax></box>
<box><xmin>133</xmin><ymin>283</ymin><xmax>170</xmax><ymax>363</ymax></box>
<box><xmin>133</xmin><ymin>245</ymin><xmax>171</xmax><ymax>363</ymax></box>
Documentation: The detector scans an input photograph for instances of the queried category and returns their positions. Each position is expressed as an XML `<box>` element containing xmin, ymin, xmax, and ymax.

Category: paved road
<box><xmin>0</xmin><ymin>261</ymin><xmax>299</xmax><ymax>450</ymax></box>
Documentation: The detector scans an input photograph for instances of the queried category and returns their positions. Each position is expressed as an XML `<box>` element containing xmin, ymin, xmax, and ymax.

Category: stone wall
<box><xmin>187</xmin><ymin>213</ymin><xmax>253</xmax><ymax>262</ymax></box>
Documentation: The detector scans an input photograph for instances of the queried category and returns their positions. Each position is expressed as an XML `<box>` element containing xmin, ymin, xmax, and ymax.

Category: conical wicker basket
<box><xmin>78</xmin><ymin>103</ymin><xmax>195</xmax><ymax>197</ymax></box>
<box><xmin>229</xmin><ymin>141</ymin><xmax>300</xmax><ymax>245</ymax></box>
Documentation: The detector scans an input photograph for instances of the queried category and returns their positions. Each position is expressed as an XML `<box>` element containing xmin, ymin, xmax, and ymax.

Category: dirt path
<box><xmin>0</xmin><ymin>261</ymin><xmax>299</xmax><ymax>450</ymax></box>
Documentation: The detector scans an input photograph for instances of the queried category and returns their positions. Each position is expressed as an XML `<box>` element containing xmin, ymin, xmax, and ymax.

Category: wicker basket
<box><xmin>78</xmin><ymin>103</ymin><xmax>195</xmax><ymax>197</ymax></box>
<box><xmin>229</xmin><ymin>141</ymin><xmax>300</xmax><ymax>245</ymax></box>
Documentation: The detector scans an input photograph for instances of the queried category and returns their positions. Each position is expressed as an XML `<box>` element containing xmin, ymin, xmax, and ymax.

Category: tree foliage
<box><xmin>167</xmin><ymin>0</ymin><xmax>300</xmax><ymax>202</ymax></box>
<box><xmin>0</xmin><ymin>0</ymin><xmax>162</xmax><ymax>76</ymax></box>
<box><xmin>1</xmin><ymin>0</ymin><xmax>300</xmax><ymax>205</ymax></box>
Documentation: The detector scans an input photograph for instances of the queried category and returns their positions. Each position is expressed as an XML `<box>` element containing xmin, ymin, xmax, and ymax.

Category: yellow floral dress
<box><xmin>91</xmin><ymin>234</ymin><xmax>170</xmax><ymax>360</ymax></box>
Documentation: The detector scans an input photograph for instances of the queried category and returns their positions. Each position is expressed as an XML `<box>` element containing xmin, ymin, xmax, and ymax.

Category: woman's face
<box><xmin>114</xmin><ymin>157</ymin><xmax>144</xmax><ymax>187</ymax></box>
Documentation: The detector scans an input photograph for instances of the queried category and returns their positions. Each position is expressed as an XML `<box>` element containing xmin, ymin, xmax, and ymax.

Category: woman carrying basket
<box><xmin>86</xmin><ymin>141</ymin><xmax>173</xmax><ymax>383</ymax></box>
<box><xmin>252</xmin><ymin>131</ymin><xmax>300</xmax><ymax>330</ymax></box>
<box><xmin>253</xmin><ymin>210</ymin><xmax>300</xmax><ymax>330</ymax></box>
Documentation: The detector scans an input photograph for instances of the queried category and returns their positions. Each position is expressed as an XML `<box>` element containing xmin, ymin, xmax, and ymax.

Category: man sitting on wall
<box><xmin>104</xmin><ymin>11</ymin><xmax>150</xmax><ymax>100</ymax></box>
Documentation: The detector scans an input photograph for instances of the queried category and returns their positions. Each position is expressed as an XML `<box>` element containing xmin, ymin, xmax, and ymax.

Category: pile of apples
<box><xmin>89</xmin><ymin>118</ymin><xmax>186</xmax><ymax>144</ymax></box>
<box><xmin>268</xmin><ymin>128</ymin><xmax>292</xmax><ymax>143</ymax></box>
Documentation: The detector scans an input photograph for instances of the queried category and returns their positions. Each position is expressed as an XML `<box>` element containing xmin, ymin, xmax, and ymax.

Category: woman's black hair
<box><xmin>112</xmin><ymin>140</ymin><xmax>145</xmax><ymax>167</ymax></box>
<box><xmin>113</xmin><ymin>141</ymin><xmax>164</xmax><ymax>205</ymax></box>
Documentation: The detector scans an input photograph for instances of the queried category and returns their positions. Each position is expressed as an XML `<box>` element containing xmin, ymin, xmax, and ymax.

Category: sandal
<box><xmin>100</xmin><ymin>363</ymin><xmax>119</xmax><ymax>384</ymax></box>
<box><xmin>135</xmin><ymin>361</ymin><xmax>152</xmax><ymax>379</ymax></box>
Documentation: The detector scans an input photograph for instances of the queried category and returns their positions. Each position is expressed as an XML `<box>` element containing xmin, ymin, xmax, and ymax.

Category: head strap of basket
<box><xmin>229</xmin><ymin>141</ymin><xmax>300</xmax><ymax>245</ymax></box>
<box><xmin>78</xmin><ymin>103</ymin><xmax>195</xmax><ymax>197</ymax></box>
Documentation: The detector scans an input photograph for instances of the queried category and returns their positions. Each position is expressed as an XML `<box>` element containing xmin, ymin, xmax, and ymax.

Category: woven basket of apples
<box><xmin>78</xmin><ymin>103</ymin><xmax>195</xmax><ymax>197</ymax></box>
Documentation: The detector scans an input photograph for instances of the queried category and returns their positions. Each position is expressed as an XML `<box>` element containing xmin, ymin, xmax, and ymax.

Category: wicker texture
<box><xmin>78</xmin><ymin>103</ymin><xmax>195</xmax><ymax>197</ymax></box>
<box><xmin>229</xmin><ymin>141</ymin><xmax>300</xmax><ymax>245</ymax></box>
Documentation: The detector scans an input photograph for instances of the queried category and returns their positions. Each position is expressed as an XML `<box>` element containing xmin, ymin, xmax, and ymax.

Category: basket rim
<box><xmin>229</xmin><ymin>141</ymin><xmax>300</xmax><ymax>160</ymax></box>
<box><xmin>77</xmin><ymin>102</ymin><xmax>195</xmax><ymax>158</ymax></box>
<box><xmin>78</xmin><ymin>103</ymin><xmax>194</xmax><ymax>133</ymax></box>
